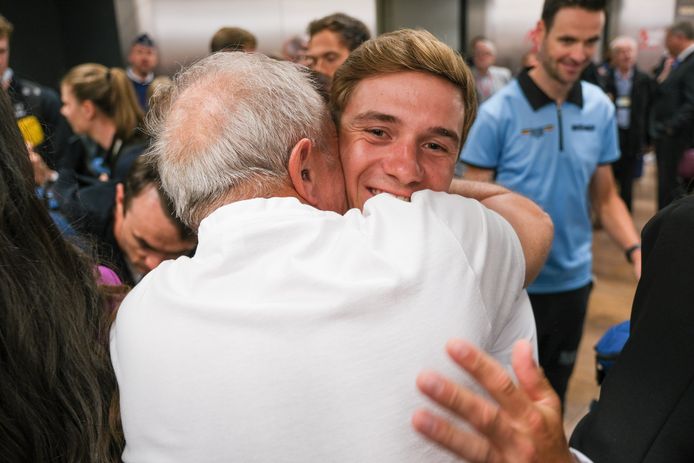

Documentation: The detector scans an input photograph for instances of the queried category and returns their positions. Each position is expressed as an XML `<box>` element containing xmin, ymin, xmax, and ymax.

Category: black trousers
<box><xmin>529</xmin><ymin>282</ymin><xmax>593</xmax><ymax>410</ymax></box>
<box><xmin>612</xmin><ymin>128</ymin><xmax>641</xmax><ymax>211</ymax></box>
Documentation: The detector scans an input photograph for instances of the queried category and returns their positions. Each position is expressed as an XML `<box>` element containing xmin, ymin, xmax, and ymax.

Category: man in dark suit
<box><xmin>411</xmin><ymin>193</ymin><xmax>694</xmax><ymax>462</ymax></box>
<box><xmin>55</xmin><ymin>156</ymin><xmax>196</xmax><ymax>286</ymax></box>
<box><xmin>650</xmin><ymin>21</ymin><xmax>694</xmax><ymax>210</ymax></box>
<box><xmin>605</xmin><ymin>36</ymin><xmax>654</xmax><ymax>211</ymax></box>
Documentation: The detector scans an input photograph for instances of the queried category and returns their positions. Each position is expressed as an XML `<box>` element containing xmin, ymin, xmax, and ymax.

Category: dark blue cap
<box><xmin>132</xmin><ymin>33</ymin><xmax>155</xmax><ymax>48</ymax></box>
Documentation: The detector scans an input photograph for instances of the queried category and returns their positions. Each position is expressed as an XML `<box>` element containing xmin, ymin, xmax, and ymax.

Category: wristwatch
<box><xmin>625</xmin><ymin>243</ymin><xmax>641</xmax><ymax>263</ymax></box>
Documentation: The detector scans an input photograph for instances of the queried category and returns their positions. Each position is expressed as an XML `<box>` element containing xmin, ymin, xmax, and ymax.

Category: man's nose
<box><xmin>313</xmin><ymin>59</ymin><xmax>329</xmax><ymax>76</ymax></box>
<box><xmin>382</xmin><ymin>142</ymin><xmax>423</xmax><ymax>185</ymax></box>
<box><xmin>569</xmin><ymin>44</ymin><xmax>590</xmax><ymax>63</ymax></box>
<box><xmin>143</xmin><ymin>253</ymin><xmax>165</xmax><ymax>272</ymax></box>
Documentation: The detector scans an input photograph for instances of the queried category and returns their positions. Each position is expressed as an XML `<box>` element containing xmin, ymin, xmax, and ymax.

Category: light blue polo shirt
<box><xmin>460</xmin><ymin>70</ymin><xmax>619</xmax><ymax>294</ymax></box>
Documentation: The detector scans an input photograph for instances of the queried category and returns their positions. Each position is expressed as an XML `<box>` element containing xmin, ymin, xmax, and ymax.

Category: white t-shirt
<box><xmin>111</xmin><ymin>191</ymin><xmax>536</xmax><ymax>462</ymax></box>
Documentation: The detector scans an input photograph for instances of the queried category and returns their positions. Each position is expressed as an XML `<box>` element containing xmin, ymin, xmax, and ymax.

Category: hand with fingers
<box><xmin>26</xmin><ymin>142</ymin><xmax>56</xmax><ymax>186</ymax></box>
<box><xmin>412</xmin><ymin>339</ymin><xmax>574</xmax><ymax>463</ymax></box>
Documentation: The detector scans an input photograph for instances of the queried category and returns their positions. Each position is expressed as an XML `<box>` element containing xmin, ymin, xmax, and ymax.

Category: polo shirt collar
<box><xmin>517</xmin><ymin>68</ymin><xmax>583</xmax><ymax>111</ymax></box>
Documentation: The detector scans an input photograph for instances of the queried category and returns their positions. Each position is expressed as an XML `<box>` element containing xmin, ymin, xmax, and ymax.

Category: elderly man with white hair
<box><xmin>605</xmin><ymin>35</ymin><xmax>654</xmax><ymax>211</ymax></box>
<box><xmin>110</xmin><ymin>37</ymin><xmax>552</xmax><ymax>462</ymax></box>
<box><xmin>470</xmin><ymin>36</ymin><xmax>512</xmax><ymax>103</ymax></box>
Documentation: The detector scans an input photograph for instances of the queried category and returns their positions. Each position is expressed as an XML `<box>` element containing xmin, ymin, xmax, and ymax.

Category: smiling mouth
<box><xmin>367</xmin><ymin>187</ymin><xmax>411</xmax><ymax>202</ymax></box>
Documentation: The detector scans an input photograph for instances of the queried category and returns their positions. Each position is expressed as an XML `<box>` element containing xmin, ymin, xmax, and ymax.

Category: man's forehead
<box><xmin>309</xmin><ymin>30</ymin><xmax>346</xmax><ymax>50</ymax></box>
<box><xmin>132</xmin><ymin>44</ymin><xmax>155</xmax><ymax>53</ymax></box>
<box><xmin>346</xmin><ymin>72</ymin><xmax>464</xmax><ymax>119</ymax></box>
<box><xmin>346</xmin><ymin>71</ymin><xmax>464</xmax><ymax>143</ymax></box>
<box><xmin>547</xmin><ymin>7</ymin><xmax>604</xmax><ymax>34</ymax></box>
<box><xmin>128</xmin><ymin>188</ymin><xmax>189</xmax><ymax>249</ymax></box>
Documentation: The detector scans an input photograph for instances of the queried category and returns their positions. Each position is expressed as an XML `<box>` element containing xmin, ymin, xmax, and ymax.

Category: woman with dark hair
<box><xmin>0</xmin><ymin>89</ymin><xmax>122</xmax><ymax>461</ymax></box>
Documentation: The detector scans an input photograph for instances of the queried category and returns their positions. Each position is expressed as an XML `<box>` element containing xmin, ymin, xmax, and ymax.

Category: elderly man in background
<box><xmin>605</xmin><ymin>35</ymin><xmax>654</xmax><ymax>212</ymax></box>
<box><xmin>112</xmin><ymin>30</ymin><xmax>552</xmax><ymax>461</ymax></box>
<box><xmin>469</xmin><ymin>36</ymin><xmax>512</xmax><ymax>103</ymax></box>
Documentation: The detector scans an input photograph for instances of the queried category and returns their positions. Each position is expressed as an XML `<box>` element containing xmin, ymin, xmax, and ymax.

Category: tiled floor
<box><xmin>563</xmin><ymin>156</ymin><xmax>658</xmax><ymax>434</ymax></box>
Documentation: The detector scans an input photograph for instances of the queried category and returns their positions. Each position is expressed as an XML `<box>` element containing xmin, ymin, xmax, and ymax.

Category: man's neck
<box><xmin>133</xmin><ymin>68</ymin><xmax>148</xmax><ymax>80</ymax></box>
<box><xmin>128</xmin><ymin>66</ymin><xmax>152</xmax><ymax>82</ymax></box>
<box><xmin>677</xmin><ymin>41</ymin><xmax>694</xmax><ymax>59</ymax></box>
<box><xmin>617</xmin><ymin>65</ymin><xmax>632</xmax><ymax>77</ymax></box>
<box><xmin>528</xmin><ymin>65</ymin><xmax>573</xmax><ymax>104</ymax></box>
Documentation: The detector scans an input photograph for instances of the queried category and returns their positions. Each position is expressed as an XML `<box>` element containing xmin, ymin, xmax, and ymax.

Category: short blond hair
<box><xmin>331</xmin><ymin>29</ymin><xmax>477</xmax><ymax>148</ymax></box>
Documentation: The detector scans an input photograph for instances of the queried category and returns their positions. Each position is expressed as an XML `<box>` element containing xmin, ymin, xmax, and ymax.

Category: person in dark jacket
<box><xmin>56</xmin><ymin>156</ymin><xmax>196</xmax><ymax>286</ymax></box>
<box><xmin>412</xmin><ymin>193</ymin><xmax>694</xmax><ymax>463</ymax></box>
<box><xmin>57</xmin><ymin>62</ymin><xmax>146</xmax><ymax>186</ymax></box>
<box><xmin>650</xmin><ymin>21</ymin><xmax>694</xmax><ymax>209</ymax></box>
<box><xmin>0</xmin><ymin>14</ymin><xmax>71</xmax><ymax>168</ymax></box>
<box><xmin>604</xmin><ymin>35</ymin><xmax>654</xmax><ymax>211</ymax></box>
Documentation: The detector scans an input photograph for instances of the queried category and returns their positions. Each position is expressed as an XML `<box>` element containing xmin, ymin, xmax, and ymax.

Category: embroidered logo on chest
<box><xmin>521</xmin><ymin>124</ymin><xmax>554</xmax><ymax>137</ymax></box>
<box><xmin>571</xmin><ymin>124</ymin><xmax>595</xmax><ymax>131</ymax></box>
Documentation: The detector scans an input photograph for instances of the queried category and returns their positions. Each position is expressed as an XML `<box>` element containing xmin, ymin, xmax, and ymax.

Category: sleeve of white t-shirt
<box><xmin>412</xmin><ymin>190</ymin><xmax>525</xmax><ymax>323</ymax></box>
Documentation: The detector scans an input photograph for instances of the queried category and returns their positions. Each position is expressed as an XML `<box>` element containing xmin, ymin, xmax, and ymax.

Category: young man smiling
<box><xmin>460</xmin><ymin>0</ymin><xmax>641</xmax><ymax>406</ymax></box>
<box><xmin>332</xmin><ymin>28</ymin><xmax>552</xmax><ymax>287</ymax></box>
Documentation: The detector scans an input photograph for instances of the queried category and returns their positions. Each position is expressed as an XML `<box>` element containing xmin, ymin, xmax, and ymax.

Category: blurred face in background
<box><xmin>0</xmin><ymin>36</ymin><xmax>9</xmax><ymax>80</ymax></box>
<box><xmin>113</xmin><ymin>183</ymin><xmax>196</xmax><ymax>276</ymax></box>
<box><xmin>665</xmin><ymin>29</ymin><xmax>688</xmax><ymax>57</ymax></box>
<box><xmin>472</xmin><ymin>40</ymin><xmax>496</xmax><ymax>73</ymax></box>
<box><xmin>129</xmin><ymin>44</ymin><xmax>158</xmax><ymax>77</ymax></box>
<box><xmin>60</xmin><ymin>84</ymin><xmax>91</xmax><ymax>135</ymax></box>
<box><xmin>612</xmin><ymin>41</ymin><xmax>636</xmax><ymax>73</ymax></box>
<box><xmin>306</xmin><ymin>30</ymin><xmax>350</xmax><ymax>78</ymax></box>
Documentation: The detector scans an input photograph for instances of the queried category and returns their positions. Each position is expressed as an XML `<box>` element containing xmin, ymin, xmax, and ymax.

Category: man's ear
<box><xmin>534</xmin><ymin>20</ymin><xmax>546</xmax><ymax>46</ymax></box>
<box><xmin>115</xmin><ymin>182</ymin><xmax>126</xmax><ymax>217</ymax></box>
<box><xmin>288</xmin><ymin>137</ymin><xmax>321</xmax><ymax>207</ymax></box>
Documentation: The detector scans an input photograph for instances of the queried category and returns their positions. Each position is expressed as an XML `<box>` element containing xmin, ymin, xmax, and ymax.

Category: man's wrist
<box><xmin>625</xmin><ymin>243</ymin><xmax>641</xmax><ymax>263</ymax></box>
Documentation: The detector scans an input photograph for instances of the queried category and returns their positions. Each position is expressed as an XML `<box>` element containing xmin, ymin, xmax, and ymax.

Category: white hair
<box><xmin>609</xmin><ymin>35</ymin><xmax>637</xmax><ymax>53</ymax></box>
<box><xmin>146</xmin><ymin>52</ymin><xmax>331</xmax><ymax>228</ymax></box>
<box><xmin>475</xmin><ymin>39</ymin><xmax>497</xmax><ymax>56</ymax></box>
